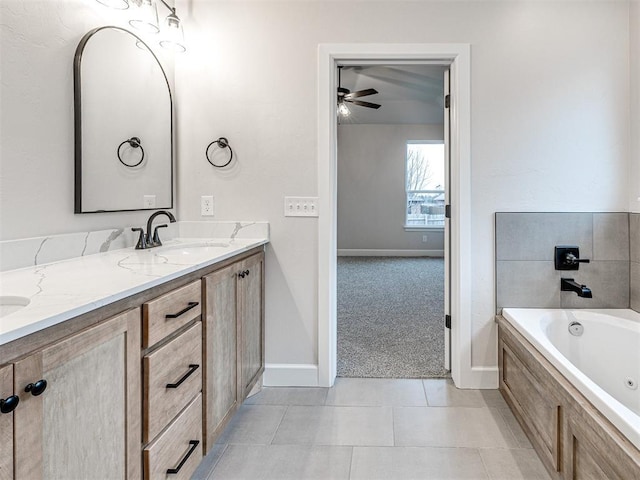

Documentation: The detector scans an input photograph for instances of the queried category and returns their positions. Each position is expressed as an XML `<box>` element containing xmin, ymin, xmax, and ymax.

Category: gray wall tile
<box><xmin>593</xmin><ymin>213</ymin><xmax>629</xmax><ymax>261</ymax></box>
<box><xmin>497</xmin><ymin>261</ymin><xmax>561</xmax><ymax>310</ymax></box>
<box><xmin>560</xmin><ymin>261</ymin><xmax>629</xmax><ymax>309</ymax></box>
<box><xmin>631</xmin><ymin>261</ymin><xmax>640</xmax><ymax>313</ymax></box>
<box><xmin>630</xmin><ymin>214</ymin><xmax>640</xmax><ymax>263</ymax></box>
<box><xmin>496</xmin><ymin>213</ymin><xmax>593</xmax><ymax>261</ymax></box>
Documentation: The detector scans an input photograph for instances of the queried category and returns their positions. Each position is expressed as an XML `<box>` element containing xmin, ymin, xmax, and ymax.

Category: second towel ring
<box><xmin>206</xmin><ymin>137</ymin><xmax>233</xmax><ymax>168</ymax></box>
<box><xmin>117</xmin><ymin>137</ymin><xmax>145</xmax><ymax>168</ymax></box>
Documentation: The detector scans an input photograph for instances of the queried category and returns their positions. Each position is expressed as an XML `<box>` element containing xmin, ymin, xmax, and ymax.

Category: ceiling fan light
<box><xmin>337</xmin><ymin>102</ymin><xmax>350</xmax><ymax>117</ymax></box>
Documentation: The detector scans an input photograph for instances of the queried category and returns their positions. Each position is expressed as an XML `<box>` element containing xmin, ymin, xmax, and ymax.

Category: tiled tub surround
<box><xmin>631</xmin><ymin>213</ymin><xmax>640</xmax><ymax>312</ymax></box>
<box><xmin>496</xmin><ymin>212</ymin><xmax>630</xmax><ymax>310</ymax></box>
<box><xmin>0</xmin><ymin>221</ymin><xmax>269</xmax><ymax>346</ymax></box>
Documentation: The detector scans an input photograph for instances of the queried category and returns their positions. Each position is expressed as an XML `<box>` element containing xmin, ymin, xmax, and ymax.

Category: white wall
<box><xmin>176</xmin><ymin>0</ymin><xmax>630</xmax><ymax>379</ymax></box>
<box><xmin>337</xmin><ymin>124</ymin><xmax>445</xmax><ymax>252</ymax></box>
<box><xmin>631</xmin><ymin>1</ymin><xmax>640</xmax><ymax>213</ymax></box>
<box><xmin>0</xmin><ymin>0</ymin><xmax>175</xmax><ymax>240</ymax></box>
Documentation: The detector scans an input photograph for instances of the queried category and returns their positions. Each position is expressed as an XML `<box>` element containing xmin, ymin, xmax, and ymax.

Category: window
<box><xmin>405</xmin><ymin>142</ymin><xmax>445</xmax><ymax>228</ymax></box>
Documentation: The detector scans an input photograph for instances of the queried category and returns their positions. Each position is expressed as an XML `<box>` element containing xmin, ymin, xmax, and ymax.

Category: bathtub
<box><xmin>501</xmin><ymin>308</ymin><xmax>640</xmax><ymax>450</ymax></box>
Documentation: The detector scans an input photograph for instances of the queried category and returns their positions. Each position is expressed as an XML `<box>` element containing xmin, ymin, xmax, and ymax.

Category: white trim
<box><xmin>466</xmin><ymin>367</ymin><xmax>500</xmax><ymax>389</ymax></box>
<box><xmin>318</xmin><ymin>43</ymin><xmax>474</xmax><ymax>389</ymax></box>
<box><xmin>403</xmin><ymin>226</ymin><xmax>445</xmax><ymax>232</ymax></box>
<box><xmin>263</xmin><ymin>363</ymin><xmax>319</xmax><ymax>387</ymax></box>
<box><xmin>337</xmin><ymin>249</ymin><xmax>444</xmax><ymax>257</ymax></box>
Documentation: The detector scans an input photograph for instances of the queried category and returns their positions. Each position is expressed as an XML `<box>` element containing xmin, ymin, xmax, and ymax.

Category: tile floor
<box><xmin>192</xmin><ymin>378</ymin><xmax>551</xmax><ymax>480</ymax></box>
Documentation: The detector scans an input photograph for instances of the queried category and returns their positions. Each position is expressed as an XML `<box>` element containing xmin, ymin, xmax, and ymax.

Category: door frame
<box><xmin>317</xmin><ymin>43</ymin><xmax>474</xmax><ymax>388</ymax></box>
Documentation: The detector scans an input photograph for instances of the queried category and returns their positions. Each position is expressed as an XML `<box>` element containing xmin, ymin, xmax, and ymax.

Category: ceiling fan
<box><xmin>337</xmin><ymin>66</ymin><xmax>381</xmax><ymax>115</ymax></box>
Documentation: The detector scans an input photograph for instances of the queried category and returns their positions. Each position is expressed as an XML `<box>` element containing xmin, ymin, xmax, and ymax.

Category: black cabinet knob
<box><xmin>25</xmin><ymin>379</ymin><xmax>47</xmax><ymax>396</ymax></box>
<box><xmin>238</xmin><ymin>272</ymin><xmax>245</xmax><ymax>278</ymax></box>
<box><xmin>244</xmin><ymin>270</ymin><xmax>250</xmax><ymax>276</ymax></box>
<box><xmin>0</xmin><ymin>395</ymin><xmax>19</xmax><ymax>414</ymax></box>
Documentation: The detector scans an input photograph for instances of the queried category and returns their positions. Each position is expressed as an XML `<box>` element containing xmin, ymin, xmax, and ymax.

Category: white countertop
<box><xmin>0</xmin><ymin>237</ymin><xmax>268</xmax><ymax>347</ymax></box>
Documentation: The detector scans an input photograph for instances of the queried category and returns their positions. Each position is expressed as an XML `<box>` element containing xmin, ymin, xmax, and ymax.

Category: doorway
<box><xmin>317</xmin><ymin>43</ymin><xmax>472</xmax><ymax>388</ymax></box>
<box><xmin>335</xmin><ymin>64</ymin><xmax>449</xmax><ymax>378</ymax></box>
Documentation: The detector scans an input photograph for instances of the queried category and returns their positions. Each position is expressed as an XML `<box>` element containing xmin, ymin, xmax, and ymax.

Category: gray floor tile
<box><xmin>480</xmin><ymin>448</ymin><xmax>551</xmax><ymax>480</ymax></box>
<box><xmin>423</xmin><ymin>379</ymin><xmax>507</xmax><ymax>408</ymax></box>
<box><xmin>244</xmin><ymin>387</ymin><xmax>329</xmax><ymax>406</ymax></box>
<box><xmin>394</xmin><ymin>407</ymin><xmax>518</xmax><ymax>448</ymax></box>
<box><xmin>191</xmin><ymin>444</ymin><xmax>227</xmax><ymax>480</ymax></box>
<box><xmin>325</xmin><ymin>378</ymin><xmax>427</xmax><ymax>406</ymax></box>
<box><xmin>272</xmin><ymin>405</ymin><xmax>394</xmax><ymax>446</ymax></box>
<box><xmin>350</xmin><ymin>446</ymin><xmax>488</xmax><ymax>480</ymax></box>
<box><xmin>497</xmin><ymin>407</ymin><xmax>533</xmax><ymax>449</ymax></box>
<box><xmin>207</xmin><ymin>444</ymin><xmax>352</xmax><ymax>480</ymax></box>
<box><xmin>215</xmin><ymin>405</ymin><xmax>287</xmax><ymax>445</ymax></box>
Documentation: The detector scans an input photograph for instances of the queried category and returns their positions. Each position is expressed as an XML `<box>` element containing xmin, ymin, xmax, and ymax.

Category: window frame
<box><xmin>404</xmin><ymin>140</ymin><xmax>446</xmax><ymax>231</ymax></box>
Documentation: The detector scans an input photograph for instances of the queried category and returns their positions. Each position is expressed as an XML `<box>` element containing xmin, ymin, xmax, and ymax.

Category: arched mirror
<box><xmin>74</xmin><ymin>26</ymin><xmax>173</xmax><ymax>213</ymax></box>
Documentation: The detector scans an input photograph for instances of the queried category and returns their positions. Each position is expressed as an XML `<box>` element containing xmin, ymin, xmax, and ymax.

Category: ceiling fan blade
<box><xmin>345</xmin><ymin>88</ymin><xmax>378</xmax><ymax>99</ymax></box>
<box><xmin>346</xmin><ymin>99</ymin><xmax>381</xmax><ymax>109</ymax></box>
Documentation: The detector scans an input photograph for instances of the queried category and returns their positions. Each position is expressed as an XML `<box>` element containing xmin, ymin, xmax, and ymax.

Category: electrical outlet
<box><xmin>201</xmin><ymin>195</ymin><xmax>214</xmax><ymax>216</ymax></box>
<box><xmin>422</xmin><ymin>235</ymin><xmax>428</xmax><ymax>243</ymax></box>
<box><xmin>143</xmin><ymin>195</ymin><xmax>156</xmax><ymax>208</ymax></box>
<box><xmin>284</xmin><ymin>197</ymin><xmax>319</xmax><ymax>217</ymax></box>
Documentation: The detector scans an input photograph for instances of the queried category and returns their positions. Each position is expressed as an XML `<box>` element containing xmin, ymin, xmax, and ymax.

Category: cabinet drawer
<box><xmin>144</xmin><ymin>321</ymin><xmax>202</xmax><ymax>443</ymax></box>
<box><xmin>143</xmin><ymin>280</ymin><xmax>202</xmax><ymax>348</ymax></box>
<box><xmin>144</xmin><ymin>394</ymin><xmax>203</xmax><ymax>480</ymax></box>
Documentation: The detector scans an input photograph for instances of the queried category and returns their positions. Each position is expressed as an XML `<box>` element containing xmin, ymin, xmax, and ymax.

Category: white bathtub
<box><xmin>501</xmin><ymin>308</ymin><xmax>640</xmax><ymax>449</ymax></box>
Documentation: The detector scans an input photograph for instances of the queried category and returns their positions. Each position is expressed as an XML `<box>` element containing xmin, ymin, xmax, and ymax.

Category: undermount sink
<box><xmin>160</xmin><ymin>242</ymin><xmax>229</xmax><ymax>252</ymax></box>
<box><xmin>0</xmin><ymin>296</ymin><xmax>30</xmax><ymax>318</ymax></box>
<box><xmin>155</xmin><ymin>243</ymin><xmax>230</xmax><ymax>260</ymax></box>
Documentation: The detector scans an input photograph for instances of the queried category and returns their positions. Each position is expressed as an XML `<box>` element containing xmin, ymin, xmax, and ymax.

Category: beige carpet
<box><xmin>337</xmin><ymin>256</ymin><xmax>448</xmax><ymax>378</ymax></box>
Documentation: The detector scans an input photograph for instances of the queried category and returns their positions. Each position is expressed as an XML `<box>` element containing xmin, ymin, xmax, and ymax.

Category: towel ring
<box><xmin>205</xmin><ymin>137</ymin><xmax>233</xmax><ymax>168</ymax></box>
<box><xmin>117</xmin><ymin>137</ymin><xmax>145</xmax><ymax>168</ymax></box>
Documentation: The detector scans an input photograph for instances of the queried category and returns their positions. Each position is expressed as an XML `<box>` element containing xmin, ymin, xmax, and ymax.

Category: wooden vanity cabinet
<box><xmin>0</xmin><ymin>245</ymin><xmax>266</xmax><ymax>478</ymax></box>
<box><xmin>203</xmin><ymin>251</ymin><xmax>265</xmax><ymax>451</ymax></box>
<box><xmin>12</xmin><ymin>308</ymin><xmax>141</xmax><ymax>480</ymax></box>
<box><xmin>238</xmin><ymin>253</ymin><xmax>265</xmax><ymax>400</ymax></box>
<box><xmin>0</xmin><ymin>364</ymin><xmax>14</xmax><ymax>480</ymax></box>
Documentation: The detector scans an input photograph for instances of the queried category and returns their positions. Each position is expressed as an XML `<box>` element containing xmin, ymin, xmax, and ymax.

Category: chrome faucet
<box><xmin>561</xmin><ymin>278</ymin><xmax>592</xmax><ymax>298</ymax></box>
<box><xmin>132</xmin><ymin>210</ymin><xmax>176</xmax><ymax>249</ymax></box>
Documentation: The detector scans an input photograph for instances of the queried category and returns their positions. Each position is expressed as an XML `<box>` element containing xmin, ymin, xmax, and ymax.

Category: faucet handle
<box><xmin>132</xmin><ymin>228</ymin><xmax>148</xmax><ymax>250</ymax></box>
<box><xmin>565</xmin><ymin>253</ymin><xmax>590</xmax><ymax>265</ymax></box>
<box><xmin>152</xmin><ymin>224</ymin><xmax>168</xmax><ymax>247</ymax></box>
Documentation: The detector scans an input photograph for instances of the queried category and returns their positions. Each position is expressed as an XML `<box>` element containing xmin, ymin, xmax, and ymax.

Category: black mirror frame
<box><xmin>73</xmin><ymin>26</ymin><xmax>174</xmax><ymax>214</ymax></box>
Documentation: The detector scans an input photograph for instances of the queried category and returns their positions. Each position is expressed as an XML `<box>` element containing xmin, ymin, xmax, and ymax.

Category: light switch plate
<box><xmin>284</xmin><ymin>197</ymin><xmax>319</xmax><ymax>217</ymax></box>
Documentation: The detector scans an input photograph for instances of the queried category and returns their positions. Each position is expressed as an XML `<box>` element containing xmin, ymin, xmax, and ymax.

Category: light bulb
<box><xmin>129</xmin><ymin>0</ymin><xmax>160</xmax><ymax>34</ymax></box>
<box><xmin>337</xmin><ymin>102</ymin><xmax>350</xmax><ymax>116</ymax></box>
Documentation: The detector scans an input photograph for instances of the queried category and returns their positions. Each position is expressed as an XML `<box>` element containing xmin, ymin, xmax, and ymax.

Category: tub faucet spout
<box><xmin>561</xmin><ymin>278</ymin><xmax>592</xmax><ymax>298</ymax></box>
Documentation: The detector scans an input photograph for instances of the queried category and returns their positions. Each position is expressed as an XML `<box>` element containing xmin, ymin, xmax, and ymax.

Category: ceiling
<box><xmin>338</xmin><ymin>64</ymin><xmax>447</xmax><ymax>125</ymax></box>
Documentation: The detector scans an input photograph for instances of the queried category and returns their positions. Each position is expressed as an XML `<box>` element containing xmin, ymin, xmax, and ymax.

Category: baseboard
<box><xmin>337</xmin><ymin>249</ymin><xmax>444</xmax><ymax>257</ymax></box>
<box><xmin>454</xmin><ymin>366</ymin><xmax>499</xmax><ymax>389</ymax></box>
<box><xmin>263</xmin><ymin>363</ymin><xmax>319</xmax><ymax>387</ymax></box>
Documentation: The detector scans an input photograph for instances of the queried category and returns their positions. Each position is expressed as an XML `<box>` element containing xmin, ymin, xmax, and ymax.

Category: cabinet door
<box><xmin>238</xmin><ymin>252</ymin><xmax>264</xmax><ymax>400</ymax></box>
<box><xmin>13</xmin><ymin>308</ymin><xmax>141</xmax><ymax>480</ymax></box>
<box><xmin>203</xmin><ymin>264</ymin><xmax>239</xmax><ymax>451</ymax></box>
<box><xmin>0</xmin><ymin>364</ymin><xmax>14</xmax><ymax>480</ymax></box>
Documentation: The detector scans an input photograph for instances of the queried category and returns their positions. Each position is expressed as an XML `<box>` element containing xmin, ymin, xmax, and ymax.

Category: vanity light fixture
<box><xmin>95</xmin><ymin>0</ymin><xmax>129</xmax><ymax>8</ymax></box>
<box><xmin>129</xmin><ymin>0</ymin><xmax>160</xmax><ymax>34</ymax></box>
<box><xmin>96</xmin><ymin>0</ymin><xmax>186</xmax><ymax>52</ymax></box>
<box><xmin>158</xmin><ymin>5</ymin><xmax>186</xmax><ymax>53</ymax></box>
